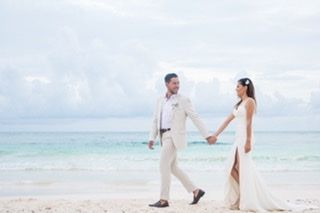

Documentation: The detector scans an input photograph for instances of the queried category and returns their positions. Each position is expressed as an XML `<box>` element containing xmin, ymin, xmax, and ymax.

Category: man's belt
<box><xmin>160</xmin><ymin>128</ymin><xmax>171</xmax><ymax>134</ymax></box>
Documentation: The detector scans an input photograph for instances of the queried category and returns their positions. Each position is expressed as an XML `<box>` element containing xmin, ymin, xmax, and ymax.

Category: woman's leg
<box><xmin>231</xmin><ymin>148</ymin><xmax>240</xmax><ymax>184</ymax></box>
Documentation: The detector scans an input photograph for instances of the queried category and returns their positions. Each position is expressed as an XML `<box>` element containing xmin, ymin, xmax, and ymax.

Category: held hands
<box><xmin>148</xmin><ymin>140</ymin><xmax>155</xmax><ymax>150</ymax></box>
<box><xmin>206</xmin><ymin>135</ymin><xmax>217</xmax><ymax>145</ymax></box>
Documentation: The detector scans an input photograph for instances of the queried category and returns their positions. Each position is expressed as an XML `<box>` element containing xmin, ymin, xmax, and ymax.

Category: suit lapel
<box><xmin>157</xmin><ymin>97</ymin><xmax>165</xmax><ymax>128</ymax></box>
<box><xmin>171</xmin><ymin>94</ymin><xmax>181</xmax><ymax>119</ymax></box>
<box><xmin>157</xmin><ymin>94</ymin><xmax>181</xmax><ymax>128</ymax></box>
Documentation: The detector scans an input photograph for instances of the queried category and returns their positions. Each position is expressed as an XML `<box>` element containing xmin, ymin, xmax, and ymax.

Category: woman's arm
<box><xmin>244</xmin><ymin>98</ymin><xmax>256</xmax><ymax>153</ymax></box>
<box><xmin>213</xmin><ymin>113</ymin><xmax>235</xmax><ymax>137</ymax></box>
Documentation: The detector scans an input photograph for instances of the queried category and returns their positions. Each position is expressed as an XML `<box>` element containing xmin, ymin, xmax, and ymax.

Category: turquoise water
<box><xmin>0</xmin><ymin>131</ymin><xmax>319</xmax><ymax>172</ymax></box>
<box><xmin>0</xmin><ymin>131</ymin><xmax>319</xmax><ymax>196</ymax></box>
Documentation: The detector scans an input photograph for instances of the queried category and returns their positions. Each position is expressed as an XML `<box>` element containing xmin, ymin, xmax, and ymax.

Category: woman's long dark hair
<box><xmin>235</xmin><ymin>78</ymin><xmax>257</xmax><ymax>109</ymax></box>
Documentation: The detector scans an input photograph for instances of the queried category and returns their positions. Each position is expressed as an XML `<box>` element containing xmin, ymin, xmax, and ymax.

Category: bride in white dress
<box><xmin>212</xmin><ymin>78</ymin><xmax>315</xmax><ymax>212</ymax></box>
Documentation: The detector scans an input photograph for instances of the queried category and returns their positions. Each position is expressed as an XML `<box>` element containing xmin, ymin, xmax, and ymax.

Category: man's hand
<box><xmin>206</xmin><ymin>135</ymin><xmax>217</xmax><ymax>145</ymax></box>
<box><xmin>148</xmin><ymin>140</ymin><xmax>155</xmax><ymax>150</ymax></box>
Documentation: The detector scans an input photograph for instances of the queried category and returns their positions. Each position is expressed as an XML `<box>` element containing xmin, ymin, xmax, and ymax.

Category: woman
<box><xmin>212</xmin><ymin>78</ymin><xmax>311</xmax><ymax>212</ymax></box>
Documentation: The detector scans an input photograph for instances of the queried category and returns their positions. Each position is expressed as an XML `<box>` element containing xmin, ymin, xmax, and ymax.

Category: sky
<box><xmin>0</xmin><ymin>0</ymin><xmax>319</xmax><ymax>132</ymax></box>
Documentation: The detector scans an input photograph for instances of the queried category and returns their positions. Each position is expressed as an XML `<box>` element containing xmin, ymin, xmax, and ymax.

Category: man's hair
<box><xmin>164</xmin><ymin>73</ymin><xmax>178</xmax><ymax>83</ymax></box>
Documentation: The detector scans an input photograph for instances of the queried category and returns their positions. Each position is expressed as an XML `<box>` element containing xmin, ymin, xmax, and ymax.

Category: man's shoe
<box><xmin>149</xmin><ymin>200</ymin><xmax>169</xmax><ymax>208</ymax></box>
<box><xmin>190</xmin><ymin>189</ymin><xmax>205</xmax><ymax>205</ymax></box>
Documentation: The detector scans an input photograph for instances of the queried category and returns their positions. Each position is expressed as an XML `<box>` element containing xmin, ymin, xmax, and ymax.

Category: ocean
<box><xmin>0</xmin><ymin>131</ymin><xmax>319</xmax><ymax>197</ymax></box>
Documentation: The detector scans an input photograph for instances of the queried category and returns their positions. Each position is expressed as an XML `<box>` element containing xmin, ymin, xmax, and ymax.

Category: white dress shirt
<box><xmin>160</xmin><ymin>94</ymin><xmax>177</xmax><ymax>129</ymax></box>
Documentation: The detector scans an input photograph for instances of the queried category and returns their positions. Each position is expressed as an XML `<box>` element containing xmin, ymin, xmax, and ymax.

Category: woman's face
<box><xmin>236</xmin><ymin>82</ymin><xmax>247</xmax><ymax>98</ymax></box>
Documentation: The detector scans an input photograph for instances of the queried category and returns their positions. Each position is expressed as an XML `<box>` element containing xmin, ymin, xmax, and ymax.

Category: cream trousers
<box><xmin>159</xmin><ymin>131</ymin><xmax>197</xmax><ymax>200</ymax></box>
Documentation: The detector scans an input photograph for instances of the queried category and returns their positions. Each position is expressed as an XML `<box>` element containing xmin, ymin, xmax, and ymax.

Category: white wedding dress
<box><xmin>224</xmin><ymin>100</ymin><xmax>314</xmax><ymax>212</ymax></box>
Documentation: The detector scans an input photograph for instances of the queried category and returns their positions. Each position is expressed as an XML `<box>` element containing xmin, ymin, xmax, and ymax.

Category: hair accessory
<box><xmin>245</xmin><ymin>79</ymin><xmax>250</xmax><ymax>85</ymax></box>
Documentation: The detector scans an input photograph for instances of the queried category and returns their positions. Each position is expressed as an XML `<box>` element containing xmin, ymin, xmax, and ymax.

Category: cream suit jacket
<box><xmin>149</xmin><ymin>94</ymin><xmax>211</xmax><ymax>150</ymax></box>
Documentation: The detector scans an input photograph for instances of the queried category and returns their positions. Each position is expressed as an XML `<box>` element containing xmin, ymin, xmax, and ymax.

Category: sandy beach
<box><xmin>1</xmin><ymin>185</ymin><xmax>320</xmax><ymax>213</ymax></box>
<box><xmin>0</xmin><ymin>197</ymin><xmax>319</xmax><ymax>213</ymax></box>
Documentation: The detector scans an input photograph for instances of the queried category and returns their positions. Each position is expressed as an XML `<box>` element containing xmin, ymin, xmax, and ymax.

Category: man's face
<box><xmin>166</xmin><ymin>77</ymin><xmax>180</xmax><ymax>94</ymax></box>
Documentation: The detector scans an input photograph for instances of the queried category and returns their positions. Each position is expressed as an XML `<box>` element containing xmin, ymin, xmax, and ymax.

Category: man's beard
<box><xmin>169</xmin><ymin>88</ymin><xmax>178</xmax><ymax>94</ymax></box>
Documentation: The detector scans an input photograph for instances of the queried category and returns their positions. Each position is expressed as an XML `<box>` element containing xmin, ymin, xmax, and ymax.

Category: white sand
<box><xmin>0</xmin><ymin>198</ymin><xmax>319</xmax><ymax>213</ymax></box>
<box><xmin>1</xmin><ymin>182</ymin><xmax>319</xmax><ymax>212</ymax></box>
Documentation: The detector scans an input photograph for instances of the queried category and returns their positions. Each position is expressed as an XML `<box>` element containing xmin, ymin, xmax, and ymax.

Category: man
<box><xmin>148</xmin><ymin>73</ymin><xmax>217</xmax><ymax>208</ymax></box>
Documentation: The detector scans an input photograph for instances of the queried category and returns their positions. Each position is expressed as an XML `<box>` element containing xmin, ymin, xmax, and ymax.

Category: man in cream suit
<box><xmin>148</xmin><ymin>73</ymin><xmax>217</xmax><ymax>208</ymax></box>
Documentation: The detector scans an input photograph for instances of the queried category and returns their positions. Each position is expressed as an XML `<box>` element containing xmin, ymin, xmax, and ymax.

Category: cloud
<box><xmin>0</xmin><ymin>0</ymin><xmax>319</xmax><ymax>131</ymax></box>
<box><xmin>309</xmin><ymin>86</ymin><xmax>320</xmax><ymax>114</ymax></box>
<box><xmin>0</xmin><ymin>25</ymin><xmax>159</xmax><ymax>118</ymax></box>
